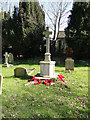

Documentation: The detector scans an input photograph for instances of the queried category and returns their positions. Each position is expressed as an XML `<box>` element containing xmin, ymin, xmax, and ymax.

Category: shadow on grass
<box><xmin>4</xmin><ymin>75</ymin><xmax>33</xmax><ymax>80</ymax></box>
<box><xmin>12</xmin><ymin>57</ymin><xmax>89</xmax><ymax>68</ymax></box>
<box><xmin>13</xmin><ymin>57</ymin><xmax>43</xmax><ymax>66</ymax></box>
<box><xmin>55</xmin><ymin>70</ymin><xmax>65</xmax><ymax>73</ymax></box>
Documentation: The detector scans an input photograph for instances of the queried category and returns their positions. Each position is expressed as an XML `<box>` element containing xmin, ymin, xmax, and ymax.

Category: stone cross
<box><xmin>43</xmin><ymin>27</ymin><xmax>52</xmax><ymax>53</ymax></box>
<box><xmin>4</xmin><ymin>52</ymin><xmax>9</xmax><ymax>64</ymax></box>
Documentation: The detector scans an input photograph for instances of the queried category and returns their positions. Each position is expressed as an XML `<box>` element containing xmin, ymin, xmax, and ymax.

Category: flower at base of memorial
<box><xmin>29</xmin><ymin>76</ymin><xmax>36</xmax><ymax>82</ymax></box>
<box><xmin>58</xmin><ymin>74</ymin><xmax>65</xmax><ymax>82</ymax></box>
<box><xmin>34</xmin><ymin>79</ymin><xmax>42</xmax><ymax>85</ymax></box>
<box><xmin>44</xmin><ymin>79</ymin><xmax>53</xmax><ymax>85</ymax></box>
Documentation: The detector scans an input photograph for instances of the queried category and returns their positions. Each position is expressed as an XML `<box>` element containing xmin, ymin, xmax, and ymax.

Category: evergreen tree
<box><xmin>2</xmin><ymin>11</ymin><xmax>11</xmax><ymax>53</ymax></box>
<box><xmin>19</xmin><ymin>1</ymin><xmax>45</xmax><ymax>57</ymax></box>
<box><xmin>2</xmin><ymin>7</ymin><xmax>23</xmax><ymax>57</ymax></box>
<box><xmin>2</xmin><ymin>1</ymin><xmax>45</xmax><ymax>58</ymax></box>
<box><xmin>65</xmin><ymin>2</ymin><xmax>90</xmax><ymax>59</ymax></box>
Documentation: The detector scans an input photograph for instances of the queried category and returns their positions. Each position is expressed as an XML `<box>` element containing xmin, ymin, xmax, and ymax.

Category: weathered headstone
<box><xmin>40</xmin><ymin>27</ymin><xmax>56</xmax><ymax>77</ymax></box>
<box><xmin>0</xmin><ymin>74</ymin><xmax>3</xmax><ymax>95</ymax></box>
<box><xmin>14</xmin><ymin>67</ymin><xmax>28</xmax><ymax>77</ymax></box>
<box><xmin>65</xmin><ymin>57</ymin><xmax>74</xmax><ymax>71</ymax></box>
<box><xmin>65</xmin><ymin>48</ymin><xmax>74</xmax><ymax>71</ymax></box>
<box><xmin>9</xmin><ymin>53</ymin><xmax>14</xmax><ymax>64</ymax></box>
<box><xmin>3</xmin><ymin>52</ymin><xmax>9</xmax><ymax>67</ymax></box>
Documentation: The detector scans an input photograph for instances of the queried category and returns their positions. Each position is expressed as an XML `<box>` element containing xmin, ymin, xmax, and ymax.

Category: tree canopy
<box><xmin>2</xmin><ymin>1</ymin><xmax>45</xmax><ymax>58</ymax></box>
<box><xmin>65</xmin><ymin>2</ymin><xmax>90</xmax><ymax>59</ymax></box>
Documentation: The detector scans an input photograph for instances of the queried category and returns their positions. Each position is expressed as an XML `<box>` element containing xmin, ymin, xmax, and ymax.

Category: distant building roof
<box><xmin>57</xmin><ymin>31</ymin><xmax>65</xmax><ymax>39</ymax></box>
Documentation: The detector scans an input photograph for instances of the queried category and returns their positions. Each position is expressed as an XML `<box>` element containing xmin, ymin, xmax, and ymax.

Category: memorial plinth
<box><xmin>40</xmin><ymin>60</ymin><xmax>55</xmax><ymax>78</ymax></box>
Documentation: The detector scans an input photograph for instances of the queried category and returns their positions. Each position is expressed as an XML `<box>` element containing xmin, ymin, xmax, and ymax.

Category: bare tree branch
<box><xmin>42</xmin><ymin>1</ymin><xmax>72</xmax><ymax>41</ymax></box>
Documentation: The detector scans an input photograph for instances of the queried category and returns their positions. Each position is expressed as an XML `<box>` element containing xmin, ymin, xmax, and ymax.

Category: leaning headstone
<box><xmin>14</xmin><ymin>67</ymin><xmax>28</xmax><ymax>77</ymax></box>
<box><xmin>0</xmin><ymin>74</ymin><xmax>3</xmax><ymax>95</ymax></box>
<box><xmin>8</xmin><ymin>53</ymin><xmax>14</xmax><ymax>64</ymax></box>
<box><xmin>3</xmin><ymin>52</ymin><xmax>9</xmax><ymax>67</ymax></box>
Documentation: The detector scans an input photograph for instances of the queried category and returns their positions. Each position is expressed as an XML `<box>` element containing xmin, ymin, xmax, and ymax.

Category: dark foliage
<box><xmin>2</xmin><ymin>1</ymin><xmax>45</xmax><ymax>58</ymax></box>
<box><xmin>65</xmin><ymin>2</ymin><xmax>90</xmax><ymax>60</ymax></box>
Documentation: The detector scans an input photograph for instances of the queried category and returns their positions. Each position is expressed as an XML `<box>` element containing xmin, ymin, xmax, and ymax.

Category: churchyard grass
<box><xmin>1</xmin><ymin>58</ymin><xmax>88</xmax><ymax>118</ymax></box>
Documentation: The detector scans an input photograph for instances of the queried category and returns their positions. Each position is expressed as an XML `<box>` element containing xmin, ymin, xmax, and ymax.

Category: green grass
<box><xmin>1</xmin><ymin>59</ymin><xmax>88</xmax><ymax>119</ymax></box>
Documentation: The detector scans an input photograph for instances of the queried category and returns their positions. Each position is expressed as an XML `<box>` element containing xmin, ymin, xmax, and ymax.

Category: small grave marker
<box><xmin>14</xmin><ymin>67</ymin><xmax>28</xmax><ymax>77</ymax></box>
<box><xmin>3</xmin><ymin>52</ymin><xmax>9</xmax><ymax>67</ymax></box>
<box><xmin>65</xmin><ymin>48</ymin><xmax>74</xmax><ymax>71</ymax></box>
<box><xmin>9</xmin><ymin>53</ymin><xmax>14</xmax><ymax>64</ymax></box>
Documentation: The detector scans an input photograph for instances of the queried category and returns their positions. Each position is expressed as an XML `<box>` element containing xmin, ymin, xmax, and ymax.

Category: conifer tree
<box><xmin>2</xmin><ymin>1</ymin><xmax>45</xmax><ymax>57</ymax></box>
<box><xmin>19</xmin><ymin>1</ymin><xmax>45</xmax><ymax>57</ymax></box>
<box><xmin>65</xmin><ymin>2</ymin><xmax>90</xmax><ymax>59</ymax></box>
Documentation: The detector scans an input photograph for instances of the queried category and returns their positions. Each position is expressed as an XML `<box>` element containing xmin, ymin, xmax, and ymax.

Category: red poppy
<box><xmin>70</xmin><ymin>48</ymin><xmax>72</xmax><ymax>55</ymax></box>
<box><xmin>34</xmin><ymin>79</ymin><xmax>42</xmax><ymax>85</ymax></box>
<box><xmin>44</xmin><ymin>79</ymin><xmax>53</xmax><ymax>85</ymax></box>
<box><xmin>58</xmin><ymin>74</ymin><xmax>65</xmax><ymax>82</ymax></box>
<box><xmin>29</xmin><ymin>76</ymin><xmax>36</xmax><ymax>82</ymax></box>
<box><xmin>66</xmin><ymin>48</ymin><xmax>72</xmax><ymax>56</ymax></box>
<box><xmin>66</xmin><ymin>52</ymin><xmax>68</xmax><ymax>55</ymax></box>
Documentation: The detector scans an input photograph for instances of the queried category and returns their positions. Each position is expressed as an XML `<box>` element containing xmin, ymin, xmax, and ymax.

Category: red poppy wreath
<box><xmin>44</xmin><ymin>79</ymin><xmax>53</xmax><ymax>85</ymax></box>
<box><xmin>58</xmin><ymin>74</ymin><xmax>65</xmax><ymax>82</ymax></box>
<box><xmin>34</xmin><ymin>79</ymin><xmax>42</xmax><ymax>85</ymax></box>
<box><xmin>29</xmin><ymin>76</ymin><xmax>36</xmax><ymax>82</ymax></box>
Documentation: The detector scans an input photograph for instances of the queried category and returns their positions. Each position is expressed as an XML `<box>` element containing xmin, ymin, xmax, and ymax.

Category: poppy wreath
<box><xmin>34</xmin><ymin>79</ymin><xmax>42</xmax><ymax>85</ymax></box>
<box><xmin>66</xmin><ymin>48</ymin><xmax>72</xmax><ymax>56</ymax></box>
<box><xmin>58</xmin><ymin>74</ymin><xmax>65</xmax><ymax>82</ymax></box>
<box><xmin>44</xmin><ymin>79</ymin><xmax>53</xmax><ymax>85</ymax></box>
<box><xmin>66</xmin><ymin>48</ymin><xmax>69</xmax><ymax>55</ymax></box>
<box><xmin>69</xmin><ymin>48</ymin><xmax>72</xmax><ymax>55</ymax></box>
<box><xmin>29</xmin><ymin>76</ymin><xmax>36</xmax><ymax>82</ymax></box>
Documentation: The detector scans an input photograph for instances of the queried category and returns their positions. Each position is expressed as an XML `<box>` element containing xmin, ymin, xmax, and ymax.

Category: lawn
<box><xmin>1</xmin><ymin>58</ymin><xmax>88</xmax><ymax>119</ymax></box>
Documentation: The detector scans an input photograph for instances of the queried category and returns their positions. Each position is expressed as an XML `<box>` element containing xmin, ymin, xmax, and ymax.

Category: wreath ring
<box><xmin>34</xmin><ymin>79</ymin><xmax>42</xmax><ymax>85</ymax></box>
<box><xmin>44</xmin><ymin>79</ymin><xmax>53</xmax><ymax>85</ymax></box>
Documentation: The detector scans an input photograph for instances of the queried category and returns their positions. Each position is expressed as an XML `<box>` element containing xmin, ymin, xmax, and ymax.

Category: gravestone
<box><xmin>3</xmin><ymin>52</ymin><xmax>9</xmax><ymax>67</ymax></box>
<box><xmin>40</xmin><ymin>27</ymin><xmax>56</xmax><ymax>77</ymax></box>
<box><xmin>65</xmin><ymin>57</ymin><xmax>74</xmax><ymax>71</ymax></box>
<box><xmin>14</xmin><ymin>67</ymin><xmax>28</xmax><ymax>77</ymax></box>
<box><xmin>0</xmin><ymin>74</ymin><xmax>3</xmax><ymax>95</ymax></box>
<box><xmin>65</xmin><ymin>48</ymin><xmax>74</xmax><ymax>71</ymax></box>
<box><xmin>9</xmin><ymin>53</ymin><xmax>14</xmax><ymax>64</ymax></box>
